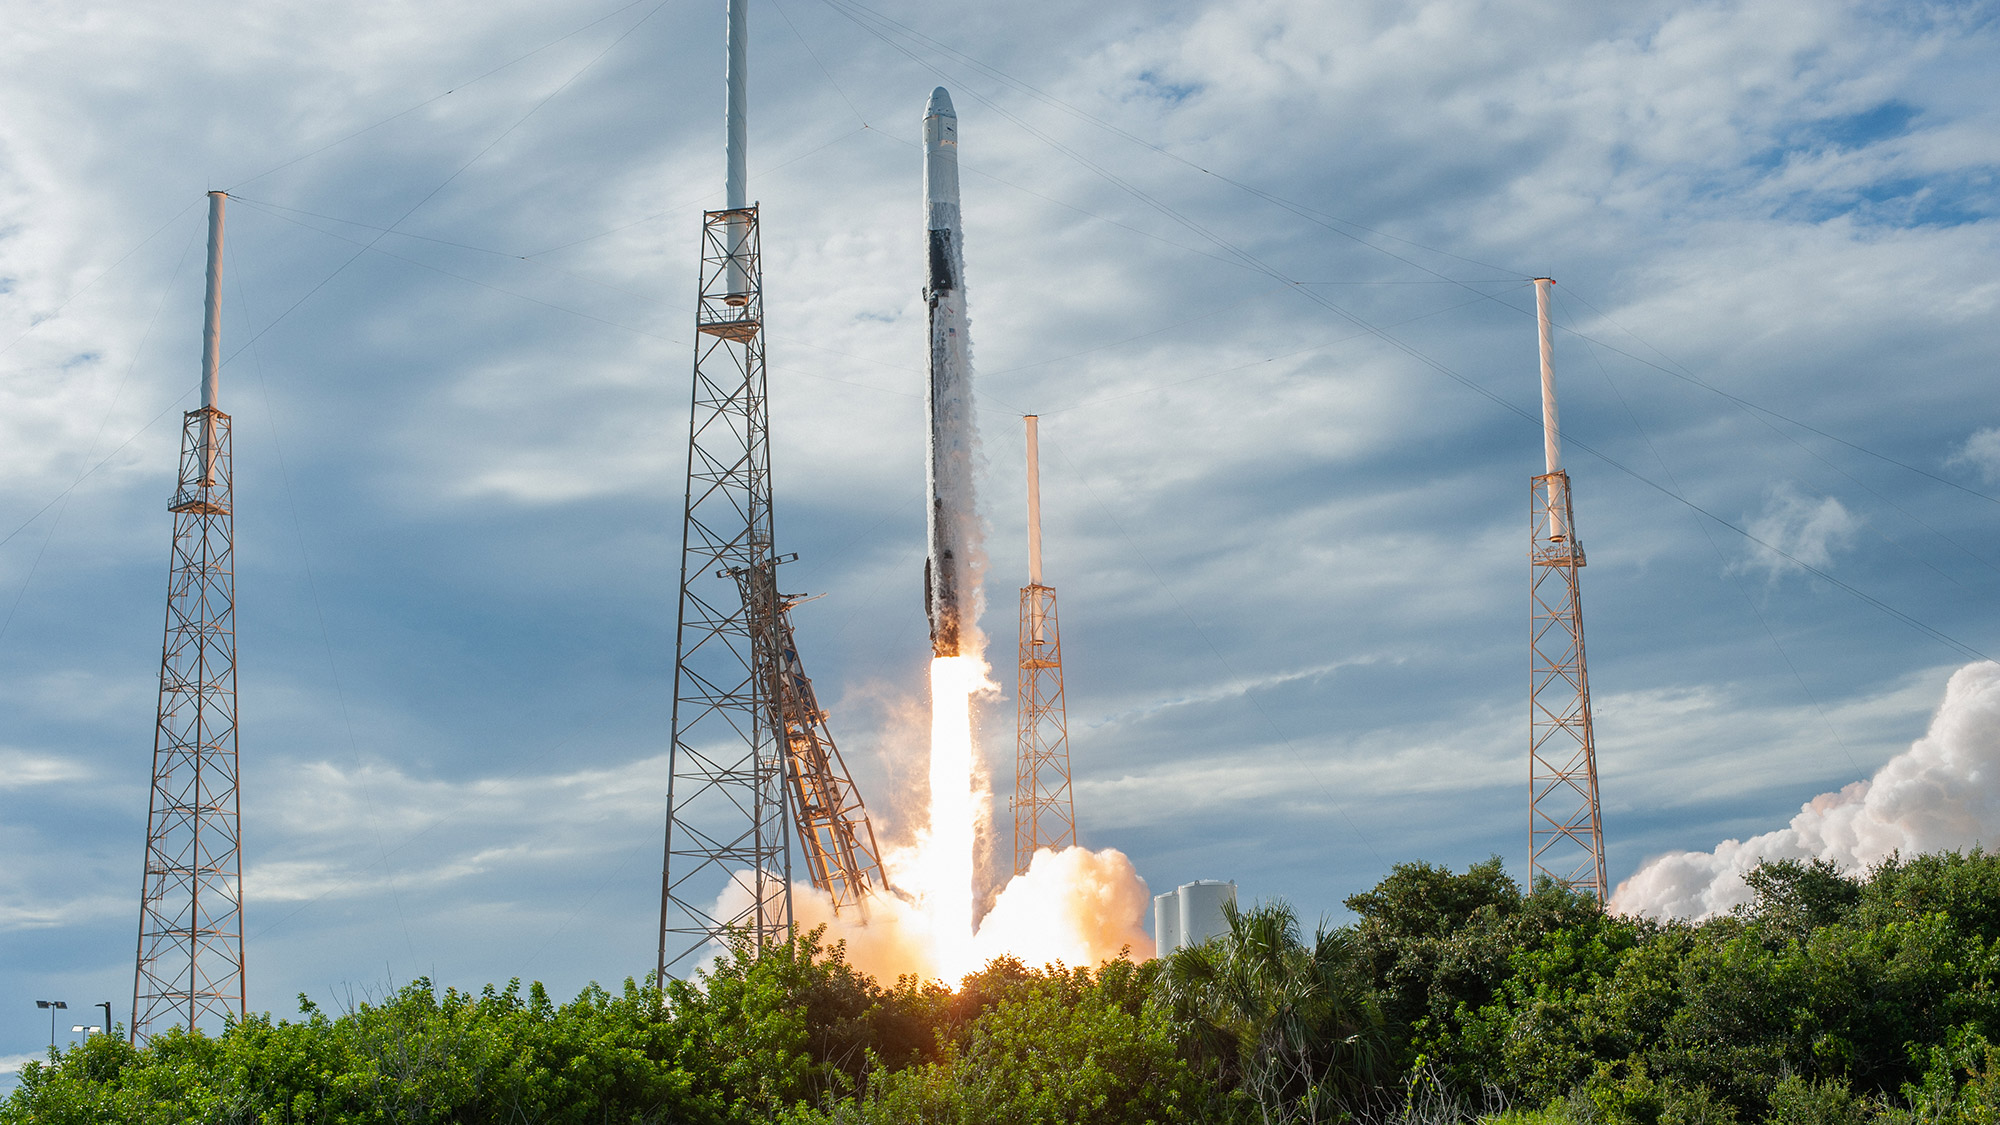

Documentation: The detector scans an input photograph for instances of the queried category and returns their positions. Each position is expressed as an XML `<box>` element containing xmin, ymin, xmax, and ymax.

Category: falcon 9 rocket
<box><xmin>924</xmin><ymin>86</ymin><xmax>978</xmax><ymax>658</ymax></box>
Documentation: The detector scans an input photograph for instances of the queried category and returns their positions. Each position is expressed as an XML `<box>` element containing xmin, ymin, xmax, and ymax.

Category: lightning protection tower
<box><xmin>1527</xmin><ymin>277</ymin><xmax>1608</xmax><ymax>901</ymax></box>
<box><xmin>133</xmin><ymin>191</ymin><xmax>245</xmax><ymax>1041</ymax></box>
<box><xmin>1014</xmin><ymin>415</ymin><xmax>1075</xmax><ymax>875</ymax></box>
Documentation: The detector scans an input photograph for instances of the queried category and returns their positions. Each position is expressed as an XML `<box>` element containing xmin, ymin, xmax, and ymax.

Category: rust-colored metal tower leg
<box><xmin>134</xmin><ymin>192</ymin><xmax>243</xmax><ymax>1041</ymax></box>
<box><xmin>1527</xmin><ymin>277</ymin><xmax>1607</xmax><ymax>901</ymax></box>
<box><xmin>1014</xmin><ymin>416</ymin><xmax>1075</xmax><ymax>874</ymax></box>
<box><xmin>659</xmin><ymin>207</ymin><xmax>793</xmax><ymax>979</ymax></box>
<box><xmin>1015</xmin><ymin>585</ymin><xmax>1075</xmax><ymax>874</ymax></box>
<box><xmin>1530</xmin><ymin>472</ymin><xmax>1607</xmax><ymax>899</ymax></box>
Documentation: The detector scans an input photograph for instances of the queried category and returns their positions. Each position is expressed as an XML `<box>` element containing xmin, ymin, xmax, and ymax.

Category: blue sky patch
<box><xmin>1135</xmin><ymin>69</ymin><xmax>1201</xmax><ymax>104</ymax></box>
<box><xmin>1749</xmin><ymin>100</ymin><xmax>1921</xmax><ymax>172</ymax></box>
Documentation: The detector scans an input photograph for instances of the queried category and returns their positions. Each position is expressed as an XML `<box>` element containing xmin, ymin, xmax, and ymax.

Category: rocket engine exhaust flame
<box><xmin>923</xmin><ymin>654</ymin><xmax>986</xmax><ymax>979</ymax></box>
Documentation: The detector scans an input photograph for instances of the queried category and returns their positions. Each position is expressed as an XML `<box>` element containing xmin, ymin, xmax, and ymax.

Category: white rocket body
<box><xmin>924</xmin><ymin>87</ymin><xmax>977</xmax><ymax>658</ymax></box>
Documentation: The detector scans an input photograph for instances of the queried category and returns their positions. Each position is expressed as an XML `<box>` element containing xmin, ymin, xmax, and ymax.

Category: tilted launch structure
<box><xmin>1526</xmin><ymin>277</ymin><xmax>1608</xmax><ymax>900</ymax></box>
<box><xmin>730</xmin><ymin>562</ymin><xmax>885</xmax><ymax>913</ymax></box>
<box><xmin>1014</xmin><ymin>415</ymin><xmax>1075</xmax><ymax>874</ymax></box>
<box><xmin>658</xmin><ymin>0</ymin><xmax>885</xmax><ymax>978</ymax></box>
<box><xmin>133</xmin><ymin>191</ymin><xmax>246</xmax><ymax>1041</ymax></box>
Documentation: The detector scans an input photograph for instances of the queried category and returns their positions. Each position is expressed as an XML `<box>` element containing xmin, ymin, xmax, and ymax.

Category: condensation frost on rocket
<box><xmin>924</xmin><ymin>86</ymin><xmax>981</xmax><ymax>658</ymax></box>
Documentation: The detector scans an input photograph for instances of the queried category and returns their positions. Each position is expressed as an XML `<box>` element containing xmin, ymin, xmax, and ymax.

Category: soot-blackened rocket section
<box><xmin>925</xmin><ymin>86</ymin><xmax>976</xmax><ymax>658</ymax></box>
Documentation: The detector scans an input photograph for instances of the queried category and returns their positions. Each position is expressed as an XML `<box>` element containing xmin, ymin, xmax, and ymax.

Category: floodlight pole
<box><xmin>34</xmin><ymin>1000</ymin><xmax>66</xmax><ymax>1050</ymax></box>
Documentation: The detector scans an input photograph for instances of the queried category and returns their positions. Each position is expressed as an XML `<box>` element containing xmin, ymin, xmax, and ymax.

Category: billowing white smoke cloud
<box><xmin>971</xmin><ymin>845</ymin><xmax>1152</xmax><ymax>969</ymax></box>
<box><xmin>1611</xmin><ymin>661</ymin><xmax>2000</xmax><ymax>919</ymax></box>
<box><xmin>725</xmin><ymin>844</ymin><xmax>1153</xmax><ymax>985</ymax></box>
<box><xmin>709</xmin><ymin>873</ymin><xmax>946</xmax><ymax>982</ymax></box>
<box><xmin>803</xmin><ymin>845</ymin><xmax>1150</xmax><ymax>982</ymax></box>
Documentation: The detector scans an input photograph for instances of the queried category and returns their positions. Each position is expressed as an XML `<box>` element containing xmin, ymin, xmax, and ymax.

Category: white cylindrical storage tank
<box><xmin>1177</xmin><ymin>880</ymin><xmax>1236</xmax><ymax>949</ymax></box>
<box><xmin>1154</xmin><ymin>890</ymin><xmax>1182</xmax><ymax>959</ymax></box>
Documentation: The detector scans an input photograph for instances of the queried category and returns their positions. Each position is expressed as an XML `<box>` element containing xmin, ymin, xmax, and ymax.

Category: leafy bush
<box><xmin>15</xmin><ymin>850</ymin><xmax>2000</xmax><ymax>1125</ymax></box>
<box><xmin>786</xmin><ymin>959</ymin><xmax>1209</xmax><ymax>1125</ymax></box>
<box><xmin>1154</xmin><ymin>900</ymin><xmax>1389</xmax><ymax>1123</ymax></box>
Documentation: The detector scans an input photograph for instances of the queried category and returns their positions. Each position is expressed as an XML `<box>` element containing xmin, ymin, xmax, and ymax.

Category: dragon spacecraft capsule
<box><xmin>924</xmin><ymin>86</ymin><xmax>975</xmax><ymax>659</ymax></box>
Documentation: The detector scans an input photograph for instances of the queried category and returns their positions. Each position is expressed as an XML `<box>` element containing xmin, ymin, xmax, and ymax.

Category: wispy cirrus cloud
<box><xmin>0</xmin><ymin>749</ymin><xmax>91</xmax><ymax>789</ymax></box>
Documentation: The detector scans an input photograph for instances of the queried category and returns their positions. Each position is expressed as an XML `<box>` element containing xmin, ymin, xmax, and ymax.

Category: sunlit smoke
<box><xmin>973</xmin><ymin>845</ymin><xmax>1151</xmax><ymax>967</ymax></box>
<box><xmin>789</xmin><ymin>843</ymin><xmax>1152</xmax><ymax>983</ymax></box>
<box><xmin>1611</xmin><ymin>661</ymin><xmax>2000</xmax><ymax>919</ymax></box>
<box><xmin>737</xmin><ymin>648</ymin><xmax>1151</xmax><ymax>986</ymax></box>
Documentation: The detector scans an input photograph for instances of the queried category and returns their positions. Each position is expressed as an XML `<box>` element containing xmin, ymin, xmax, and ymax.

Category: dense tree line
<box><xmin>8</xmin><ymin>849</ymin><xmax>2000</xmax><ymax>1124</ymax></box>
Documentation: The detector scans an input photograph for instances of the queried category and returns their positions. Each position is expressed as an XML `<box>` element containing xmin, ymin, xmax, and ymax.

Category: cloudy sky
<box><xmin>3</xmin><ymin>0</ymin><xmax>1998</xmax><ymax>1067</ymax></box>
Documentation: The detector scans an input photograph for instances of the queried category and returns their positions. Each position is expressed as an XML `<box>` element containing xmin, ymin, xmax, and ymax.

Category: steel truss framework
<box><xmin>660</xmin><ymin>207</ymin><xmax>793</xmax><ymax>978</ymax></box>
<box><xmin>134</xmin><ymin>406</ymin><xmax>244</xmax><ymax>1041</ymax></box>
<box><xmin>1529</xmin><ymin>470</ymin><xmax>1607</xmax><ymax>900</ymax></box>
<box><xmin>1014</xmin><ymin>583</ymin><xmax>1075</xmax><ymax>875</ymax></box>
<box><xmin>732</xmin><ymin>563</ymin><xmax>886</xmax><ymax>914</ymax></box>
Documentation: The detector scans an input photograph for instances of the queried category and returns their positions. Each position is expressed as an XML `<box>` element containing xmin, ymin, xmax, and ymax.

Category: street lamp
<box><xmin>70</xmin><ymin>1025</ymin><xmax>102</xmax><ymax>1038</ymax></box>
<box><xmin>33</xmin><ymin>1000</ymin><xmax>66</xmax><ymax>1050</ymax></box>
<box><xmin>97</xmin><ymin>1002</ymin><xmax>113</xmax><ymax>1040</ymax></box>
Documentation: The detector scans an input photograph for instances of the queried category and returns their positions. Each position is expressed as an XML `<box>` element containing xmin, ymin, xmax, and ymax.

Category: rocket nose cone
<box><xmin>927</xmin><ymin>86</ymin><xmax>956</xmax><ymax>118</ymax></box>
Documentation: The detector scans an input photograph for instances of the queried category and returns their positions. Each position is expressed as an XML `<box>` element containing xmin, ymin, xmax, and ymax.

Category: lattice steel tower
<box><xmin>660</xmin><ymin>0</ymin><xmax>886</xmax><ymax>977</ymax></box>
<box><xmin>1014</xmin><ymin>415</ymin><xmax>1075</xmax><ymax>875</ymax></box>
<box><xmin>133</xmin><ymin>191</ymin><xmax>245</xmax><ymax>1040</ymax></box>
<box><xmin>657</xmin><ymin>0</ymin><xmax>789</xmax><ymax>975</ymax></box>
<box><xmin>1527</xmin><ymin>277</ymin><xmax>1607</xmax><ymax>900</ymax></box>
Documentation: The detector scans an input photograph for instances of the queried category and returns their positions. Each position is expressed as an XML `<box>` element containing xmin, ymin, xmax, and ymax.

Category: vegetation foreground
<box><xmin>10</xmin><ymin>850</ymin><xmax>2000</xmax><ymax>1124</ymax></box>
